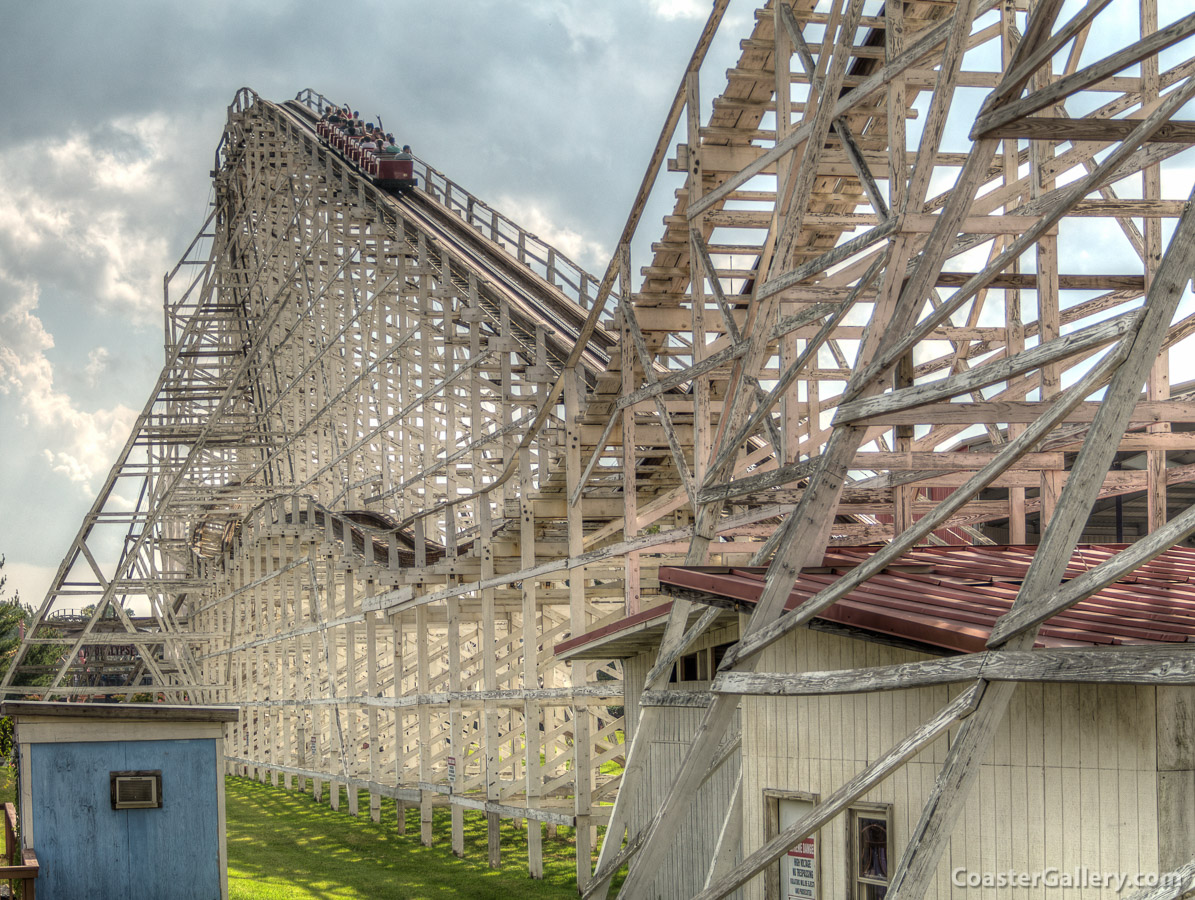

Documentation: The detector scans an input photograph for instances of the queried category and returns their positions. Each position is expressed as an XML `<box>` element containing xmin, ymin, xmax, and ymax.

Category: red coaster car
<box><xmin>376</xmin><ymin>152</ymin><xmax>416</xmax><ymax>195</ymax></box>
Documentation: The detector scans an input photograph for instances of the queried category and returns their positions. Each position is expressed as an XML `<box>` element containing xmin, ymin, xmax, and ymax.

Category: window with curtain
<box><xmin>850</xmin><ymin>806</ymin><xmax>891</xmax><ymax>900</ymax></box>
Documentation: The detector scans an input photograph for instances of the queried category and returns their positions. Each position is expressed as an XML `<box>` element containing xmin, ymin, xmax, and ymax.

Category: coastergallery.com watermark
<box><xmin>952</xmin><ymin>867</ymin><xmax>1185</xmax><ymax>892</ymax></box>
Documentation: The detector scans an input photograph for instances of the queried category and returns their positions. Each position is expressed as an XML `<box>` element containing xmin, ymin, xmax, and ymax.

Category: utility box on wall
<box><xmin>2</xmin><ymin>701</ymin><xmax>240</xmax><ymax>900</ymax></box>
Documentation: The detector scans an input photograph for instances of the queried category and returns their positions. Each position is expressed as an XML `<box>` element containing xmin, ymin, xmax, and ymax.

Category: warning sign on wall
<box><xmin>778</xmin><ymin>797</ymin><xmax>817</xmax><ymax>900</ymax></box>
<box><xmin>784</xmin><ymin>836</ymin><xmax>817</xmax><ymax>900</ymax></box>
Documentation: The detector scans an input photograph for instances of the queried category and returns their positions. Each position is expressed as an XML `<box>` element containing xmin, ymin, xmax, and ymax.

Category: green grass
<box><xmin>0</xmin><ymin>767</ymin><xmax>13</xmax><ymax>807</ymax></box>
<box><xmin>226</xmin><ymin>777</ymin><xmax>587</xmax><ymax>899</ymax></box>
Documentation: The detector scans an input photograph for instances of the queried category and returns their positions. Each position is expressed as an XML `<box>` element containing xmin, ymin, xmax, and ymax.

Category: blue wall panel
<box><xmin>30</xmin><ymin>739</ymin><xmax>221</xmax><ymax>900</ymax></box>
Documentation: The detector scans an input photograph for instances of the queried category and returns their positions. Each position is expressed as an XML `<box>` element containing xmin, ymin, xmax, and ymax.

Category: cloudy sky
<box><xmin>0</xmin><ymin>0</ymin><xmax>759</xmax><ymax>607</ymax></box>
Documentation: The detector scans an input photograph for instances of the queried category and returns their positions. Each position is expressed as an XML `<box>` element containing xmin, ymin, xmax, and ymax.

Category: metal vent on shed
<box><xmin>110</xmin><ymin>771</ymin><xmax>162</xmax><ymax>809</ymax></box>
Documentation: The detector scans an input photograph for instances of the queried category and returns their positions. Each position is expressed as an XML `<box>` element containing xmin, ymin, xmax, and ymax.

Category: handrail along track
<box><xmin>280</xmin><ymin>89</ymin><xmax>618</xmax><ymax>381</ymax></box>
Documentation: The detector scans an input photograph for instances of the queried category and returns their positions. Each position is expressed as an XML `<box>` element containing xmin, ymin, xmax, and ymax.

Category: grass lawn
<box><xmin>226</xmin><ymin>777</ymin><xmax>590</xmax><ymax>899</ymax></box>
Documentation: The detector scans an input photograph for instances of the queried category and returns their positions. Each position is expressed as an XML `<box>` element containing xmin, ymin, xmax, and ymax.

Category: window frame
<box><xmin>669</xmin><ymin>641</ymin><xmax>736</xmax><ymax>684</ymax></box>
<box><xmin>847</xmin><ymin>802</ymin><xmax>893</xmax><ymax>900</ymax></box>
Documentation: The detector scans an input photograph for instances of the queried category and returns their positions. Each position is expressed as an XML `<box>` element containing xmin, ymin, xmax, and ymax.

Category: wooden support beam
<box><xmin>716</xmin><ymin>647</ymin><xmax>1195</xmax><ymax>697</ymax></box>
<box><xmin>983</xmin><ymin>116</ymin><xmax>1195</xmax><ymax>143</ymax></box>
<box><xmin>834</xmin><ymin>311</ymin><xmax>1137</xmax><ymax>425</ymax></box>
<box><xmin>887</xmin><ymin>155</ymin><xmax>1195</xmax><ymax>900</ymax></box>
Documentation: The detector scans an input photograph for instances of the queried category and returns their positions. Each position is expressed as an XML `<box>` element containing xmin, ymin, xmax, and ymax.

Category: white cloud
<box><xmin>0</xmin><ymin>280</ymin><xmax>135</xmax><ymax>489</ymax></box>
<box><xmin>85</xmin><ymin>347</ymin><xmax>110</xmax><ymax>386</ymax></box>
<box><xmin>539</xmin><ymin>0</ymin><xmax>619</xmax><ymax>47</ymax></box>
<box><xmin>495</xmin><ymin>194</ymin><xmax>611</xmax><ymax>274</ymax></box>
<box><xmin>0</xmin><ymin>114</ymin><xmax>179</xmax><ymax>495</ymax></box>
<box><xmin>0</xmin><ymin>114</ymin><xmax>181</xmax><ymax>327</ymax></box>
<box><xmin>649</xmin><ymin>0</ymin><xmax>710</xmax><ymax>20</ymax></box>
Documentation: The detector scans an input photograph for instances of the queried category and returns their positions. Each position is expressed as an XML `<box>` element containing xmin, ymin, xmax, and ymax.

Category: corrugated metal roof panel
<box><xmin>653</xmin><ymin>544</ymin><xmax>1195</xmax><ymax>654</ymax></box>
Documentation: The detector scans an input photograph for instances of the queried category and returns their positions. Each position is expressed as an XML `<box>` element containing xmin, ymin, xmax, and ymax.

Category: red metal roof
<box><xmin>555</xmin><ymin>545</ymin><xmax>1195</xmax><ymax>658</ymax></box>
<box><xmin>658</xmin><ymin>544</ymin><xmax>1195</xmax><ymax>654</ymax></box>
<box><xmin>554</xmin><ymin>603</ymin><xmax>678</xmax><ymax>657</ymax></box>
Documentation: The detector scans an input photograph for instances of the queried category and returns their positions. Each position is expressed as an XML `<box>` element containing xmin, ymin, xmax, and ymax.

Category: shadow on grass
<box><xmin>226</xmin><ymin>776</ymin><xmax>607</xmax><ymax>900</ymax></box>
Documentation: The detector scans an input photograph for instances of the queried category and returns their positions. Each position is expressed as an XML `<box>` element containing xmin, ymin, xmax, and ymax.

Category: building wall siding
<box><xmin>623</xmin><ymin>626</ymin><xmax>743</xmax><ymax>899</ymax></box>
<box><xmin>741</xmin><ymin>628</ymin><xmax>1161</xmax><ymax>900</ymax></box>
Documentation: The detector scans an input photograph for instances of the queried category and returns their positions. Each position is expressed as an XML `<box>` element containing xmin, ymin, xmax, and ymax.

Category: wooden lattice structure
<box><xmin>10</xmin><ymin>0</ymin><xmax>1195</xmax><ymax>893</ymax></box>
<box><xmin>4</xmin><ymin>87</ymin><xmax>635</xmax><ymax>879</ymax></box>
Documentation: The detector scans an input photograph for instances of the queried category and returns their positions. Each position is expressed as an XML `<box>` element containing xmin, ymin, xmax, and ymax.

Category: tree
<box><xmin>0</xmin><ymin>554</ymin><xmax>17</xmax><ymax>607</ymax></box>
<box><xmin>0</xmin><ymin>555</ymin><xmax>62</xmax><ymax>687</ymax></box>
<box><xmin>0</xmin><ymin>555</ymin><xmax>64</xmax><ymax>760</ymax></box>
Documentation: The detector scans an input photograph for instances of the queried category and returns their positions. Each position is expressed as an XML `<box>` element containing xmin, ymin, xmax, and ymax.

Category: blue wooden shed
<box><xmin>3</xmin><ymin>701</ymin><xmax>240</xmax><ymax>900</ymax></box>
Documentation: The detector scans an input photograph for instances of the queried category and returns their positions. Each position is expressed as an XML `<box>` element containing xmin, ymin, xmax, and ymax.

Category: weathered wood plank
<box><xmin>985</xmin><ymin>116</ymin><xmax>1195</xmax><ymax>143</ymax></box>
<box><xmin>715</xmin><ymin>647</ymin><xmax>1195</xmax><ymax>698</ymax></box>
<box><xmin>641</xmin><ymin>690</ymin><xmax>714</xmax><ymax>708</ymax></box>
<box><xmin>835</xmin><ymin>311</ymin><xmax>1137</xmax><ymax>424</ymax></box>
<box><xmin>854</xmin><ymin>398</ymin><xmax>1195</xmax><ymax>426</ymax></box>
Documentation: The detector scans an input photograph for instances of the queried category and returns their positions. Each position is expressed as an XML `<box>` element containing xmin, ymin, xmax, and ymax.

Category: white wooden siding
<box><xmin>740</xmin><ymin>627</ymin><xmax>1161</xmax><ymax>900</ymax></box>
<box><xmin>622</xmin><ymin>631</ymin><xmax>744</xmax><ymax>899</ymax></box>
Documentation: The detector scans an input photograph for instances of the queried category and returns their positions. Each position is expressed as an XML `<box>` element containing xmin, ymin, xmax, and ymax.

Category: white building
<box><xmin>562</xmin><ymin>544</ymin><xmax>1195</xmax><ymax>899</ymax></box>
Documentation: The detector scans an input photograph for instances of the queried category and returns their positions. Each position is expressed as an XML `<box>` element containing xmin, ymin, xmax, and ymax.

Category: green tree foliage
<box><xmin>0</xmin><ymin>555</ymin><xmax>64</xmax><ymax>759</ymax></box>
<box><xmin>0</xmin><ymin>555</ymin><xmax>61</xmax><ymax>686</ymax></box>
<box><xmin>0</xmin><ymin>553</ymin><xmax>15</xmax><ymax>607</ymax></box>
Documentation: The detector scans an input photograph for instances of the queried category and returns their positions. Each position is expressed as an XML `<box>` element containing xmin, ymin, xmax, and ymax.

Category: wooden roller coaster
<box><xmin>10</xmin><ymin>0</ymin><xmax>1195</xmax><ymax>895</ymax></box>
